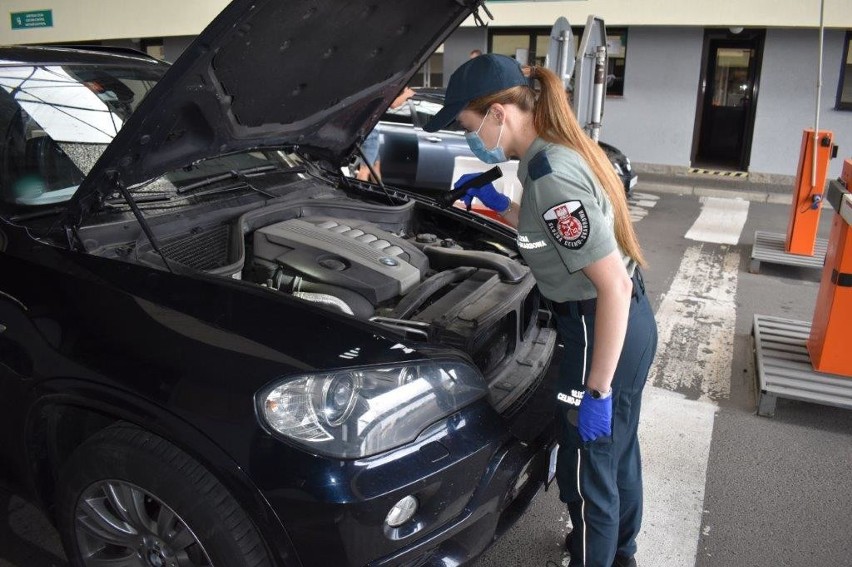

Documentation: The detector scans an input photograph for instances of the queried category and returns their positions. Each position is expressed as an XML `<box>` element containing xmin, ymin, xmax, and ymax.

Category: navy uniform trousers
<box><xmin>552</xmin><ymin>271</ymin><xmax>658</xmax><ymax>567</ymax></box>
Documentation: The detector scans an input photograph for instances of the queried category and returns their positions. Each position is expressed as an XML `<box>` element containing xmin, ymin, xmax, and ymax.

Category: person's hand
<box><xmin>390</xmin><ymin>87</ymin><xmax>416</xmax><ymax>109</ymax></box>
<box><xmin>454</xmin><ymin>173</ymin><xmax>510</xmax><ymax>212</ymax></box>
<box><xmin>577</xmin><ymin>391</ymin><xmax>612</xmax><ymax>442</ymax></box>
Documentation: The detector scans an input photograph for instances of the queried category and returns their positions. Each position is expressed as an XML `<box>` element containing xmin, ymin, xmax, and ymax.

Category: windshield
<box><xmin>0</xmin><ymin>62</ymin><xmax>164</xmax><ymax>207</ymax></box>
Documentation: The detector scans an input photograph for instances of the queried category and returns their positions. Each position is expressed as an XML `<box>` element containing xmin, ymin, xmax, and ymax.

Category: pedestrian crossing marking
<box><xmin>637</xmin><ymin>387</ymin><xmax>717</xmax><ymax>567</ymax></box>
<box><xmin>649</xmin><ymin>243</ymin><xmax>738</xmax><ymax>401</ymax></box>
<box><xmin>685</xmin><ymin>197</ymin><xmax>749</xmax><ymax>245</ymax></box>
<box><xmin>628</xmin><ymin>192</ymin><xmax>659</xmax><ymax>223</ymax></box>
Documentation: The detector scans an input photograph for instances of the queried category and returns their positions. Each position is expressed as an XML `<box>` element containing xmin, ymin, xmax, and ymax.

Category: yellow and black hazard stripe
<box><xmin>688</xmin><ymin>168</ymin><xmax>749</xmax><ymax>178</ymax></box>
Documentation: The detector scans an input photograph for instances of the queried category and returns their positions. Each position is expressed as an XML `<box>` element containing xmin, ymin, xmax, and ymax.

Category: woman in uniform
<box><xmin>424</xmin><ymin>54</ymin><xmax>658</xmax><ymax>567</ymax></box>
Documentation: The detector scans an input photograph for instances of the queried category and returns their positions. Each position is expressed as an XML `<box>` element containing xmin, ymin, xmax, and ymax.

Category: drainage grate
<box><xmin>159</xmin><ymin>225</ymin><xmax>232</xmax><ymax>271</ymax></box>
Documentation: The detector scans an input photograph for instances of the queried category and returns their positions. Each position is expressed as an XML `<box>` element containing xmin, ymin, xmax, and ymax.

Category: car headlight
<box><xmin>257</xmin><ymin>361</ymin><xmax>486</xmax><ymax>458</ymax></box>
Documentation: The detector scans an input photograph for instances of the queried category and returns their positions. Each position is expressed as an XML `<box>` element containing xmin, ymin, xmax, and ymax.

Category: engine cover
<box><xmin>253</xmin><ymin>217</ymin><xmax>428</xmax><ymax>305</ymax></box>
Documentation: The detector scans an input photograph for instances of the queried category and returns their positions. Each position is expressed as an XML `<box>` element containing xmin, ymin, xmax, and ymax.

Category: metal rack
<box><xmin>752</xmin><ymin>314</ymin><xmax>852</xmax><ymax>417</ymax></box>
<box><xmin>749</xmin><ymin>231</ymin><xmax>828</xmax><ymax>274</ymax></box>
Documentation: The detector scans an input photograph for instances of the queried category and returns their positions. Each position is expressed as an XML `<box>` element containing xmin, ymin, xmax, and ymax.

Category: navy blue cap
<box><xmin>423</xmin><ymin>53</ymin><xmax>528</xmax><ymax>132</ymax></box>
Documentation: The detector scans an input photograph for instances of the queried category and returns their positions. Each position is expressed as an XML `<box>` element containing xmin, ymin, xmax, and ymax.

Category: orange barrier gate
<box><xmin>807</xmin><ymin>159</ymin><xmax>852</xmax><ymax>377</ymax></box>
<box><xmin>785</xmin><ymin>129</ymin><xmax>835</xmax><ymax>256</ymax></box>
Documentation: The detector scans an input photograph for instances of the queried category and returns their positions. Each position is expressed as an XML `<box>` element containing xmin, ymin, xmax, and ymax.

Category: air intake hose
<box><xmin>423</xmin><ymin>246</ymin><xmax>527</xmax><ymax>284</ymax></box>
<box><xmin>274</xmin><ymin>273</ymin><xmax>374</xmax><ymax>319</ymax></box>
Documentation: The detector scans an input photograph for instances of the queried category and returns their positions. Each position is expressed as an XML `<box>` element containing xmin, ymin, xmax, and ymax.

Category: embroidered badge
<box><xmin>542</xmin><ymin>201</ymin><xmax>590</xmax><ymax>249</ymax></box>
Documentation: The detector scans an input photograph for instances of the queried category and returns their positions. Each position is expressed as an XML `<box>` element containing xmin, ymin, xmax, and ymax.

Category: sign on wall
<box><xmin>10</xmin><ymin>10</ymin><xmax>53</xmax><ymax>30</ymax></box>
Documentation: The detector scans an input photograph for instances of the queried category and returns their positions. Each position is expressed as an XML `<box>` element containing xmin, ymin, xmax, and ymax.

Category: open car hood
<box><xmin>66</xmin><ymin>0</ymin><xmax>481</xmax><ymax>221</ymax></box>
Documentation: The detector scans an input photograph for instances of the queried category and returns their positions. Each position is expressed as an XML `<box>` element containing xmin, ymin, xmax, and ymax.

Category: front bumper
<box><xmin>253</xmin><ymin>390</ymin><xmax>557</xmax><ymax>567</ymax></box>
<box><xmin>371</xmin><ymin>425</ymin><xmax>557</xmax><ymax>567</ymax></box>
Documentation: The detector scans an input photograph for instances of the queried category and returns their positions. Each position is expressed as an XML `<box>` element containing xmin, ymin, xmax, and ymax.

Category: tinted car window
<box><xmin>0</xmin><ymin>64</ymin><xmax>164</xmax><ymax>206</ymax></box>
<box><xmin>381</xmin><ymin>101</ymin><xmax>413</xmax><ymax>125</ymax></box>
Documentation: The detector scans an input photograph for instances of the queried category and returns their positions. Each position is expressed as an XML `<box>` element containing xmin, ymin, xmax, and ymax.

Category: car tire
<box><xmin>56</xmin><ymin>423</ymin><xmax>274</xmax><ymax>567</ymax></box>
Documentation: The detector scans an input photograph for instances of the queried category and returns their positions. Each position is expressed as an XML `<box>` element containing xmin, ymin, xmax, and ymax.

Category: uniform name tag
<box><xmin>543</xmin><ymin>201</ymin><xmax>590</xmax><ymax>249</ymax></box>
<box><xmin>517</xmin><ymin>234</ymin><xmax>548</xmax><ymax>249</ymax></box>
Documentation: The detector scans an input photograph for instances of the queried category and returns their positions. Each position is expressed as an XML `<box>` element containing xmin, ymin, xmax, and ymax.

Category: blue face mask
<box><xmin>465</xmin><ymin>109</ymin><xmax>506</xmax><ymax>164</ymax></box>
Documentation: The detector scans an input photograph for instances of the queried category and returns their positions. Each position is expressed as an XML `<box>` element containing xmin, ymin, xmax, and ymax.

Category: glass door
<box><xmin>693</xmin><ymin>31</ymin><xmax>764</xmax><ymax>170</ymax></box>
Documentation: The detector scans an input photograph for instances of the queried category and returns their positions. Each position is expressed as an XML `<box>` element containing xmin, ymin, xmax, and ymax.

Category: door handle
<box><xmin>426</xmin><ymin>136</ymin><xmax>442</xmax><ymax>143</ymax></box>
<box><xmin>0</xmin><ymin>324</ymin><xmax>6</xmax><ymax>333</ymax></box>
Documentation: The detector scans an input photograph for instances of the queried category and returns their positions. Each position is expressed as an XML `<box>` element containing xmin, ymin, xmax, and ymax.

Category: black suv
<box><xmin>0</xmin><ymin>1</ymin><xmax>558</xmax><ymax>566</ymax></box>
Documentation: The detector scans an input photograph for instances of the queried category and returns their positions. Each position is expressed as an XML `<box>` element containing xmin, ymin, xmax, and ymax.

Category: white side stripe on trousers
<box><xmin>578</xmin><ymin>315</ymin><xmax>588</xmax><ymax>566</ymax></box>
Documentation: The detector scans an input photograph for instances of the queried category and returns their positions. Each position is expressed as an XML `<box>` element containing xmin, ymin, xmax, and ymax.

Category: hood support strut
<box><xmin>353</xmin><ymin>142</ymin><xmax>395</xmax><ymax>205</ymax></box>
<box><xmin>112</xmin><ymin>173</ymin><xmax>174</xmax><ymax>274</ymax></box>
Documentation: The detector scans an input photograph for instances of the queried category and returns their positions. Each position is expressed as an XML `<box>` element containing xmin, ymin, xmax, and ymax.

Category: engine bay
<box><xmin>107</xmin><ymin>182</ymin><xmax>557</xmax><ymax>414</ymax></box>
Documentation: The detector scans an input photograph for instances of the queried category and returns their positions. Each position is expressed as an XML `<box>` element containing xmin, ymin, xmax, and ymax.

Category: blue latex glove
<box><xmin>577</xmin><ymin>391</ymin><xmax>612</xmax><ymax>443</ymax></box>
<box><xmin>454</xmin><ymin>173</ymin><xmax>510</xmax><ymax>212</ymax></box>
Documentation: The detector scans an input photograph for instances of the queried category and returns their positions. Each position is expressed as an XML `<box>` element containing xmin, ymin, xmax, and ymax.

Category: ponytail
<box><xmin>466</xmin><ymin>66</ymin><xmax>646</xmax><ymax>267</ymax></box>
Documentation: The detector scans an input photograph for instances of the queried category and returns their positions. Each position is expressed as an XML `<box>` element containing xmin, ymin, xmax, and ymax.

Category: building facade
<box><xmin>3</xmin><ymin>0</ymin><xmax>850</xmax><ymax>179</ymax></box>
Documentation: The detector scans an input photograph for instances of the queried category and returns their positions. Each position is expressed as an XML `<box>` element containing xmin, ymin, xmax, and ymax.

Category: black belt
<box><xmin>548</xmin><ymin>269</ymin><xmax>646</xmax><ymax>318</ymax></box>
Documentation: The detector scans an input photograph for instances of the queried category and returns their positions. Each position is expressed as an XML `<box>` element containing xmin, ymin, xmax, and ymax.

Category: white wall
<box><xmin>588</xmin><ymin>27</ymin><xmax>852</xmax><ymax>178</ymax></box>
<box><xmin>751</xmin><ymin>29</ymin><xmax>852</xmax><ymax>179</ymax></box>
<box><xmin>598</xmin><ymin>27</ymin><xmax>704</xmax><ymax>167</ymax></box>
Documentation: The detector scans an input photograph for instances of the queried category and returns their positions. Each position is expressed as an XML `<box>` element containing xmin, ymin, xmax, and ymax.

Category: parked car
<box><xmin>0</xmin><ymin>2</ymin><xmax>558</xmax><ymax>567</ymax></box>
<box><xmin>375</xmin><ymin>87</ymin><xmax>638</xmax><ymax>193</ymax></box>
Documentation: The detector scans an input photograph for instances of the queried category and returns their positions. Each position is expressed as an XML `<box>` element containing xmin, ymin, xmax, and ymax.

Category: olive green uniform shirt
<box><xmin>515</xmin><ymin>137</ymin><xmax>636</xmax><ymax>302</ymax></box>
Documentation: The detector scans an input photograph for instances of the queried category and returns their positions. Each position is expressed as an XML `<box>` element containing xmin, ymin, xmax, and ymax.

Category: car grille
<box><xmin>472</xmin><ymin>313</ymin><xmax>516</xmax><ymax>376</ymax></box>
<box><xmin>520</xmin><ymin>288</ymin><xmax>539</xmax><ymax>340</ymax></box>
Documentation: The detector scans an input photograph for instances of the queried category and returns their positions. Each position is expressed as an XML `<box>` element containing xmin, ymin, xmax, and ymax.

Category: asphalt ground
<box><xmin>3</xmin><ymin>172</ymin><xmax>852</xmax><ymax>567</ymax></box>
<box><xmin>470</xmin><ymin>175</ymin><xmax>852</xmax><ymax>567</ymax></box>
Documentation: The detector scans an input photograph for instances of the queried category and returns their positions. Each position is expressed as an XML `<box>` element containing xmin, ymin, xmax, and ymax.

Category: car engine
<box><xmin>127</xmin><ymin>192</ymin><xmax>556</xmax><ymax>416</ymax></box>
<box><xmin>249</xmin><ymin>213</ymin><xmax>548</xmax><ymax>393</ymax></box>
<box><xmin>252</xmin><ymin>217</ymin><xmax>429</xmax><ymax>317</ymax></box>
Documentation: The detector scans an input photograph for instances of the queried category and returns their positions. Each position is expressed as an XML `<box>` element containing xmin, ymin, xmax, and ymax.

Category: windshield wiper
<box><xmin>105</xmin><ymin>193</ymin><xmax>173</xmax><ymax>205</ymax></box>
<box><xmin>8</xmin><ymin>206</ymin><xmax>66</xmax><ymax>222</ymax></box>
<box><xmin>176</xmin><ymin>164</ymin><xmax>305</xmax><ymax>195</ymax></box>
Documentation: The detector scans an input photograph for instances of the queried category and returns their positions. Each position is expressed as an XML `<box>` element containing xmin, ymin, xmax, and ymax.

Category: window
<box><xmin>838</xmin><ymin>31</ymin><xmax>852</xmax><ymax>110</ymax></box>
<box><xmin>409</xmin><ymin>98</ymin><xmax>464</xmax><ymax>131</ymax></box>
<box><xmin>489</xmin><ymin>27</ymin><xmax>550</xmax><ymax>66</ymax></box>
<box><xmin>605</xmin><ymin>29</ymin><xmax>628</xmax><ymax>97</ymax></box>
<box><xmin>381</xmin><ymin>102</ymin><xmax>413</xmax><ymax>125</ymax></box>
<box><xmin>488</xmin><ymin>27</ymin><xmax>628</xmax><ymax>96</ymax></box>
<box><xmin>411</xmin><ymin>52</ymin><xmax>443</xmax><ymax>88</ymax></box>
<box><xmin>0</xmin><ymin>64</ymin><xmax>164</xmax><ymax>206</ymax></box>
<box><xmin>573</xmin><ymin>27</ymin><xmax>629</xmax><ymax>97</ymax></box>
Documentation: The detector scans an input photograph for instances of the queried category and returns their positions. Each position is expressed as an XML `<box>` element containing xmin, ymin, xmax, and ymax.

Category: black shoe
<box><xmin>564</xmin><ymin>532</ymin><xmax>637</xmax><ymax>567</ymax></box>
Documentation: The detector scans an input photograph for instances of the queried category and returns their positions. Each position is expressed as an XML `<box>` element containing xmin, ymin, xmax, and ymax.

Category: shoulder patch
<box><xmin>528</xmin><ymin>151</ymin><xmax>553</xmax><ymax>181</ymax></box>
<box><xmin>542</xmin><ymin>201</ymin><xmax>590</xmax><ymax>249</ymax></box>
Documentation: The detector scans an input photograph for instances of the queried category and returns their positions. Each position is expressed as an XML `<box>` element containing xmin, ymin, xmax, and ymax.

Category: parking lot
<box><xmin>4</xmin><ymin>177</ymin><xmax>852</xmax><ymax>567</ymax></box>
